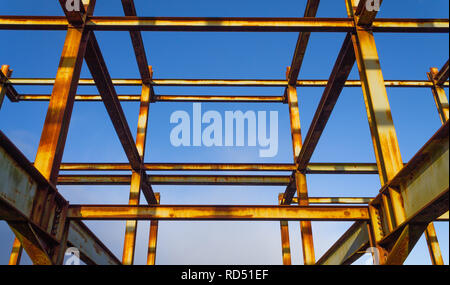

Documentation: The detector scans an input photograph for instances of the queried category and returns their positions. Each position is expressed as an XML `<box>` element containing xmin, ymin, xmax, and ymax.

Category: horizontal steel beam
<box><xmin>67</xmin><ymin>205</ymin><xmax>370</xmax><ymax>221</ymax></box>
<box><xmin>295</xmin><ymin>197</ymin><xmax>373</xmax><ymax>205</ymax></box>
<box><xmin>9</xmin><ymin>78</ymin><xmax>448</xmax><ymax>87</ymax></box>
<box><xmin>0</xmin><ymin>16</ymin><xmax>447</xmax><ymax>33</ymax></box>
<box><xmin>18</xmin><ymin>94</ymin><xmax>286</xmax><ymax>103</ymax></box>
<box><xmin>58</xmin><ymin>175</ymin><xmax>291</xmax><ymax>186</ymax></box>
<box><xmin>57</xmin><ymin>162</ymin><xmax>384</xmax><ymax>173</ymax></box>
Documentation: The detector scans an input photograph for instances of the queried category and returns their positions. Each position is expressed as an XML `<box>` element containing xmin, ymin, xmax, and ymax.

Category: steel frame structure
<box><xmin>0</xmin><ymin>0</ymin><xmax>448</xmax><ymax>265</ymax></box>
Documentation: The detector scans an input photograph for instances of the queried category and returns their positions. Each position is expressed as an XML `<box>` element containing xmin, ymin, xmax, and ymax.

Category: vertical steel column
<box><xmin>122</xmin><ymin>71</ymin><xmax>153</xmax><ymax>265</ymax></box>
<box><xmin>279</xmin><ymin>194</ymin><xmax>292</xmax><ymax>265</ymax></box>
<box><xmin>7</xmin><ymin>5</ymin><xmax>92</xmax><ymax>263</ymax></box>
<box><xmin>147</xmin><ymin>193</ymin><xmax>160</xmax><ymax>265</ymax></box>
<box><xmin>422</xmin><ymin>67</ymin><xmax>447</xmax><ymax>265</ymax></box>
<box><xmin>285</xmin><ymin>78</ymin><xmax>315</xmax><ymax>265</ymax></box>
<box><xmin>428</xmin><ymin>67</ymin><xmax>449</xmax><ymax>124</ymax></box>
<box><xmin>347</xmin><ymin>0</ymin><xmax>406</xmax><ymax>264</ymax></box>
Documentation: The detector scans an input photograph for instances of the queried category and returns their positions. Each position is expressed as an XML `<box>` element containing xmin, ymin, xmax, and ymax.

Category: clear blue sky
<box><xmin>0</xmin><ymin>0</ymin><xmax>448</xmax><ymax>265</ymax></box>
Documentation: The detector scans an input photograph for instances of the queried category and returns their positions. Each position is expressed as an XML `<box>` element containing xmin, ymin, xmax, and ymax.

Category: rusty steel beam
<box><xmin>33</xmin><ymin>27</ymin><xmax>90</xmax><ymax>184</ymax></box>
<box><xmin>434</xmin><ymin>60</ymin><xmax>450</xmax><ymax>86</ymax></box>
<box><xmin>0</xmin><ymin>16</ymin><xmax>447</xmax><ymax>33</ymax></box>
<box><xmin>1</xmin><ymin>131</ymin><xmax>119</xmax><ymax>265</ymax></box>
<box><xmin>67</xmin><ymin>220</ymin><xmax>121</xmax><ymax>265</ymax></box>
<box><xmin>9</xmin><ymin>78</ymin><xmax>448</xmax><ymax>88</ymax></box>
<box><xmin>5</xmin><ymin>0</ymin><xmax>121</xmax><ymax>266</ymax></box>
<box><xmin>373</xmin><ymin>121</ymin><xmax>449</xmax><ymax>265</ymax></box>
<box><xmin>10</xmin><ymin>7</ymin><xmax>93</xmax><ymax>263</ymax></box>
<box><xmin>297</xmin><ymin>33</ymin><xmax>356</xmax><ymax>171</ymax></box>
<box><xmin>293</xmin><ymin>197</ymin><xmax>373</xmax><ymax>205</ymax></box>
<box><xmin>18</xmin><ymin>94</ymin><xmax>286</xmax><ymax>103</ymax></box>
<box><xmin>121</xmin><ymin>0</ymin><xmax>152</xmax><ymax>84</ymax></box>
<box><xmin>349</xmin><ymin>0</ymin><xmax>406</xmax><ymax>226</ymax></box>
<box><xmin>147</xmin><ymin>193</ymin><xmax>160</xmax><ymax>266</ymax></box>
<box><xmin>8</xmin><ymin>237</ymin><xmax>23</xmax><ymax>265</ymax></box>
<box><xmin>347</xmin><ymin>0</ymin><xmax>407</xmax><ymax>264</ymax></box>
<box><xmin>0</xmin><ymin>65</ymin><xmax>10</xmax><ymax>109</ymax></box>
<box><xmin>283</xmin><ymin>82</ymin><xmax>315</xmax><ymax>264</ymax></box>
<box><xmin>0</xmin><ymin>65</ymin><xmax>19</xmax><ymax>108</ymax></box>
<box><xmin>353</xmin><ymin>0</ymin><xmax>382</xmax><ymax>26</ymax></box>
<box><xmin>57</xmin><ymin>162</ymin><xmax>388</xmax><ymax>174</ymax></box>
<box><xmin>57</xmin><ymin>174</ymin><xmax>291</xmax><ymax>186</ymax></box>
<box><xmin>428</xmin><ymin>66</ymin><xmax>449</xmax><ymax>124</ymax></box>
<box><xmin>424</xmin><ymin>63</ymin><xmax>448</xmax><ymax>265</ymax></box>
<box><xmin>315</xmin><ymin>123</ymin><xmax>449</xmax><ymax>265</ymax></box>
<box><xmin>83</xmin><ymin>31</ymin><xmax>156</xmax><ymax>203</ymax></box>
<box><xmin>287</xmin><ymin>0</ymin><xmax>320</xmax><ymax>85</ymax></box>
<box><xmin>424</xmin><ymin>223</ymin><xmax>445</xmax><ymax>265</ymax></box>
<box><xmin>67</xmin><ymin>205</ymin><xmax>370</xmax><ymax>221</ymax></box>
<box><xmin>316</xmin><ymin>222</ymin><xmax>370</xmax><ymax>265</ymax></box>
<box><xmin>315</xmin><ymin>0</ymin><xmax>387</xmax><ymax>266</ymax></box>
<box><xmin>123</xmin><ymin>79</ymin><xmax>154</xmax><ymax>265</ymax></box>
<box><xmin>84</xmin><ymin>34</ymin><xmax>140</xmax><ymax>172</ymax></box>
<box><xmin>278</xmin><ymin>194</ymin><xmax>292</xmax><ymax>265</ymax></box>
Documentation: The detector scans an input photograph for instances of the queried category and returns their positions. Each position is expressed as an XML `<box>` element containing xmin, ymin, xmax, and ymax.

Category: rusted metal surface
<box><xmin>371</xmin><ymin>122</ymin><xmax>449</xmax><ymax>264</ymax></box>
<box><xmin>57</xmin><ymin>174</ymin><xmax>292</xmax><ymax>186</ymax></box>
<box><xmin>0</xmin><ymin>0</ymin><xmax>448</xmax><ymax>266</ymax></box>
<box><xmin>58</xmin><ymin>162</ymin><xmax>383</xmax><ymax>173</ymax></box>
<box><xmin>123</xmin><ymin>78</ymin><xmax>154</xmax><ymax>265</ymax></box>
<box><xmin>121</xmin><ymin>0</ymin><xmax>152</xmax><ymax>84</ymax></box>
<box><xmin>296</xmin><ymin>33</ymin><xmax>356</xmax><ymax>171</ymax></box>
<box><xmin>278</xmin><ymin>194</ymin><xmax>292</xmax><ymax>266</ymax></box>
<box><xmin>294</xmin><ymin>197</ymin><xmax>373</xmax><ymax>205</ymax></box>
<box><xmin>147</xmin><ymin>193</ymin><xmax>160</xmax><ymax>266</ymax></box>
<box><xmin>34</xmin><ymin>27</ymin><xmax>90</xmax><ymax>184</ymax></box>
<box><xmin>9</xmin><ymin>78</ymin><xmax>448</xmax><ymax>87</ymax></box>
<box><xmin>18</xmin><ymin>94</ymin><xmax>287</xmax><ymax>103</ymax></box>
<box><xmin>282</xmin><ymin>81</ymin><xmax>316</xmax><ymax>264</ymax></box>
<box><xmin>68</xmin><ymin>220</ymin><xmax>121</xmax><ymax>265</ymax></box>
<box><xmin>425</xmin><ymin>223</ymin><xmax>444</xmax><ymax>265</ymax></box>
<box><xmin>428</xmin><ymin>66</ymin><xmax>449</xmax><ymax>124</ymax></box>
<box><xmin>287</xmin><ymin>0</ymin><xmax>320</xmax><ymax>85</ymax></box>
<box><xmin>0</xmin><ymin>65</ymin><xmax>18</xmax><ymax>108</ymax></box>
<box><xmin>67</xmin><ymin>205</ymin><xmax>370</xmax><ymax>221</ymax></box>
<box><xmin>8</xmin><ymin>237</ymin><xmax>23</xmax><ymax>265</ymax></box>
<box><xmin>316</xmin><ymin>222</ymin><xmax>369</xmax><ymax>265</ymax></box>
<box><xmin>1</xmin><ymin>131</ymin><xmax>118</xmax><ymax>265</ymax></box>
<box><xmin>434</xmin><ymin>60</ymin><xmax>449</xmax><ymax>86</ymax></box>
<box><xmin>84</xmin><ymin>34</ymin><xmax>140</xmax><ymax>173</ymax></box>
<box><xmin>0</xmin><ymin>16</ymin><xmax>447</xmax><ymax>33</ymax></box>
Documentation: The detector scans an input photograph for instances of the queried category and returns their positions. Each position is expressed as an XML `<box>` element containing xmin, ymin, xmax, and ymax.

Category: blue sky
<box><xmin>0</xmin><ymin>0</ymin><xmax>448</xmax><ymax>265</ymax></box>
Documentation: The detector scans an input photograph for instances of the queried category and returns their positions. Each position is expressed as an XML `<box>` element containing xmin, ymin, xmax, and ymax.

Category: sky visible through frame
<box><xmin>0</xmin><ymin>0</ymin><xmax>448</xmax><ymax>265</ymax></box>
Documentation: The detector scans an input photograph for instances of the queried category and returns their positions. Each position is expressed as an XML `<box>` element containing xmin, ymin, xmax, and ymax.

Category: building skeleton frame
<box><xmin>0</xmin><ymin>0</ymin><xmax>448</xmax><ymax>265</ymax></box>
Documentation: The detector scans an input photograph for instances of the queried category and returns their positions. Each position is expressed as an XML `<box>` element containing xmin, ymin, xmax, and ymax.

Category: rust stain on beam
<box><xmin>297</xmin><ymin>33</ymin><xmax>356</xmax><ymax>171</ymax></box>
<box><xmin>9</xmin><ymin>78</ymin><xmax>448</xmax><ymax>87</ymax></box>
<box><xmin>57</xmin><ymin>174</ymin><xmax>292</xmax><ymax>186</ymax></box>
<box><xmin>67</xmin><ymin>205</ymin><xmax>370</xmax><ymax>221</ymax></box>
